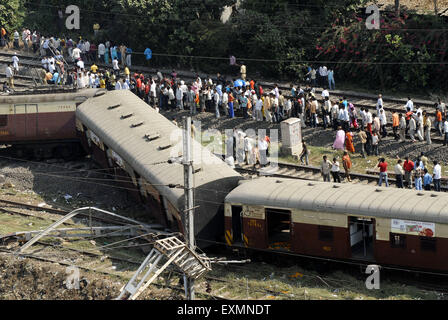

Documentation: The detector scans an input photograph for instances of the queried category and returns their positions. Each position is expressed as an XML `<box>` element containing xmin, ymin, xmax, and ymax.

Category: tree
<box><xmin>0</xmin><ymin>0</ymin><xmax>25</xmax><ymax>35</ymax></box>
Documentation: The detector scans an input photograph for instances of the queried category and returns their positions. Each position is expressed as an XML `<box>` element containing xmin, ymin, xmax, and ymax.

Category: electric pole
<box><xmin>182</xmin><ymin>116</ymin><xmax>195</xmax><ymax>300</ymax></box>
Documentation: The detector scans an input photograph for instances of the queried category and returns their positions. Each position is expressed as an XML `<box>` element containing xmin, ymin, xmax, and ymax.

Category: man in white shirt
<box><xmin>320</xmin><ymin>155</ymin><xmax>332</xmax><ymax>182</ymax></box>
<box><xmin>376</xmin><ymin>94</ymin><xmax>383</xmax><ymax>115</ymax></box>
<box><xmin>405</xmin><ymin>97</ymin><xmax>414</xmax><ymax>112</ymax></box>
<box><xmin>379</xmin><ymin>109</ymin><xmax>387</xmax><ymax>138</ymax></box>
<box><xmin>12</xmin><ymin>54</ymin><xmax>19</xmax><ymax>74</ymax></box>
<box><xmin>72</xmin><ymin>47</ymin><xmax>81</xmax><ymax>61</ymax></box>
<box><xmin>176</xmin><ymin>86</ymin><xmax>184</xmax><ymax>110</ymax></box>
<box><xmin>331</xmin><ymin>103</ymin><xmax>339</xmax><ymax>130</ymax></box>
<box><xmin>258</xmin><ymin>137</ymin><xmax>269</xmax><ymax>167</ymax></box>
<box><xmin>84</xmin><ymin>40</ymin><xmax>90</xmax><ymax>61</ymax></box>
<box><xmin>213</xmin><ymin>88</ymin><xmax>220</xmax><ymax>119</ymax></box>
<box><xmin>433</xmin><ymin>160</ymin><xmax>442</xmax><ymax>191</ymax></box>
<box><xmin>255</xmin><ymin>97</ymin><xmax>263</xmax><ymax>121</ymax></box>
<box><xmin>112</xmin><ymin>58</ymin><xmax>120</xmax><ymax>77</ymax></box>
<box><xmin>115</xmin><ymin>79</ymin><xmax>122</xmax><ymax>90</ymax></box>
<box><xmin>394</xmin><ymin>159</ymin><xmax>405</xmax><ymax>188</ymax></box>
<box><xmin>98</xmin><ymin>43</ymin><xmax>106</xmax><ymax>63</ymax></box>
<box><xmin>76</xmin><ymin>59</ymin><xmax>85</xmax><ymax>70</ymax></box>
<box><xmin>5</xmin><ymin>65</ymin><xmax>14</xmax><ymax>88</ymax></box>
<box><xmin>321</xmin><ymin>89</ymin><xmax>329</xmax><ymax>99</ymax></box>
<box><xmin>444</xmin><ymin>118</ymin><xmax>448</xmax><ymax>146</ymax></box>
<box><xmin>359</xmin><ymin>107</ymin><xmax>367</xmax><ymax>128</ymax></box>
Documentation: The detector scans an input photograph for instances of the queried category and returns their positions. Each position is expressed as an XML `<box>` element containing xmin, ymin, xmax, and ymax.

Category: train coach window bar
<box><xmin>389</xmin><ymin>233</ymin><xmax>406</xmax><ymax>249</ymax></box>
<box><xmin>420</xmin><ymin>237</ymin><xmax>437</xmax><ymax>252</ymax></box>
<box><xmin>120</xmin><ymin>113</ymin><xmax>134</xmax><ymax>120</ymax></box>
<box><xmin>108</xmin><ymin>104</ymin><xmax>121</xmax><ymax>110</ymax></box>
<box><xmin>158</xmin><ymin>145</ymin><xmax>172</xmax><ymax>151</ymax></box>
<box><xmin>144</xmin><ymin>133</ymin><xmax>161</xmax><ymax>142</ymax></box>
<box><xmin>131</xmin><ymin>122</ymin><xmax>144</xmax><ymax>128</ymax></box>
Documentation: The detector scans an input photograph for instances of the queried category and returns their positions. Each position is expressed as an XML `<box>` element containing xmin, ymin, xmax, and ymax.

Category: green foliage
<box><xmin>0</xmin><ymin>0</ymin><xmax>25</xmax><ymax>36</ymax></box>
<box><xmin>11</xmin><ymin>0</ymin><xmax>446</xmax><ymax>92</ymax></box>
<box><xmin>316</xmin><ymin>7</ymin><xmax>445</xmax><ymax>91</ymax></box>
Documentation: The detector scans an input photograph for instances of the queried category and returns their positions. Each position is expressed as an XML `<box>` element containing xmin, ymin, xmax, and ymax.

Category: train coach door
<box><xmin>25</xmin><ymin>104</ymin><xmax>38</xmax><ymax>138</ymax></box>
<box><xmin>13</xmin><ymin>104</ymin><xmax>37</xmax><ymax>138</ymax></box>
<box><xmin>349</xmin><ymin>217</ymin><xmax>375</xmax><ymax>261</ymax></box>
<box><xmin>232</xmin><ymin>206</ymin><xmax>242</xmax><ymax>244</ymax></box>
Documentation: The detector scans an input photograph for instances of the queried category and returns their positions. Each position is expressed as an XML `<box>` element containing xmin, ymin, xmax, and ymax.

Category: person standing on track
<box><xmin>240</xmin><ymin>62</ymin><xmax>246</xmax><ymax>80</ymax></box>
<box><xmin>392</xmin><ymin>111</ymin><xmax>399</xmax><ymax>140</ymax></box>
<box><xmin>12</xmin><ymin>54</ymin><xmax>19</xmax><ymax>75</ymax></box>
<box><xmin>342</xmin><ymin>151</ymin><xmax>352</xmax><ymax>182</ymax></box>
<box><xmin>331</xmin><ymin>157</ymin><xmax>341</xmax><ymax>183</ymax></box>
<box><xmin>379</xmin><ymin>109</ymin><xmax>387</xmax><ymax>138</ymax></box>
<box><xmin>377</xmin><ymin>158</ymin><xmax>389</xmax><ymax>187</ymax></box>
<box><xmin>320</xmin><ymin>155</ymin><xmax>332</xmax><ymax>182</ymax></box>
<box><xmin>5</xmin><ymin>64</ymin><xmax>14</xmax><ymax>88</ymax></box>
<box><xmin>433</xmin><ymin>160</ymin><xmax>442</xmax><ymax>192</ymax></box>
<box><xmin>394</xmin><ymin>159</ymin><xmax>405</xmax><ymax>188</ymax></box>
<box><xmin>423</xmin><ymin>111</ymin><xmax>432</xmax><ymax>145</ymax></box>
<box><xmin>408</xmin><ymin>115</ymin><xmax>416</xmax><ymax>142</ymax></box>
<box><xmin>435</xmin><ymin>107</ymin><xmax>443</xmax><ymax>137</ymax></box>
<box><xmin>403</xmin><ymin>157</ymin><xmax>414</xmax><ymax>189</ymax></box>
<box><xmin>444</xmin><ymin>118</ymin><xmax>448</xmax><ymax>146</ymax></box>
<box><xmin>358</xmin><ymin>128</ymin><xmax>367</xmax><ymax>158</ymax></box>
<box><xmin>398</xmin><ymin>113</ymin><xmax>406</xmax><ymax>142</ymax></box>
<box><xmin>423</xmin><ymin>168</ymin><xmax>433</xmax><ymax>191</ymax></box>
<box><xmin>416</xmin><ymin>111</ymin><xmax>424</xmax><ymax>141</ymax></box>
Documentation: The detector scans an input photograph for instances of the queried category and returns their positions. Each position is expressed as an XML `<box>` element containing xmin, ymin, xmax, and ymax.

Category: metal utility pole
<box><xmin>182</xmin><ymin>116</ymin><xmax>195</xmax><ymax>300</ymax></box>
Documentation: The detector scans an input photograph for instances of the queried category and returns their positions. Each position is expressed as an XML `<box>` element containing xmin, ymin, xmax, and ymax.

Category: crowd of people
<box><xmin>2</xmin><ymin>27</ymin><xmax>447</xmax><ymax>191</ymax></box>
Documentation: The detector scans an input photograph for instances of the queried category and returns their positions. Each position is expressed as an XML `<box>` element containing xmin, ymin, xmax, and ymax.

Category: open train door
<box><xmin>349</xmin><ymin>216</ymin><xmax>375</xmax><ymax>261</ymax></box>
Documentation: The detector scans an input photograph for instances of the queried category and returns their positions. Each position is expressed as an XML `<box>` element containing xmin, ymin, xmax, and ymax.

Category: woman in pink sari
<box><xmin>333</xmin><ymin>126</ymin><xmax>346</xmax><ymax>150</ymax></box>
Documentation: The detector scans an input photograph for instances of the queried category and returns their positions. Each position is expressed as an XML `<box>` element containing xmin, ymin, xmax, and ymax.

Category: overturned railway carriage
<box><xmin>0</xmin><ymin>88</ymin><xmax>106</xmax><ymax>158</ymax></box>
<box><xmin>76</xmin><ymin>90</ymin><xmax>242</xmax><ymax>244</ymax></box>
<box><xmin>225</xmin><ymin>178</ymin><xmax>448</xmax><ymax>272</ymax></box>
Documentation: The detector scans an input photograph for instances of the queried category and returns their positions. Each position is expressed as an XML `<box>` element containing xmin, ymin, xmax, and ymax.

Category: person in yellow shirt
<box><xmin>90</xmin><ymin>63</ymin><xmax>98</xmax><ymax>74</ymax></box>
<box><xmin>124</xmin><ymin>66</ymin><xmax>130</xmax><ymax>80</ymax></box>
<box><xmin>99</xmin><ymin>76</ymin><xmax>106</xmax><ymax>89</ymax></box>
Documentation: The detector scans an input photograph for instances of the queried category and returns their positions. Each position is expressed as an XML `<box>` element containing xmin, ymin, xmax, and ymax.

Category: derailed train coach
<box><xmin>0</xmin><ymin>88</ymin><xmax>106</xmax><ymax>158</ymax></box>
<box><xmin>225</xmin><ymin>178</ymin><xmax>448</xmax><ymax>272</ymax></box>
<box><xmin>76</xmin><ymin>90</ymin><xmax>243</xmax><ymax>245</ymax></box>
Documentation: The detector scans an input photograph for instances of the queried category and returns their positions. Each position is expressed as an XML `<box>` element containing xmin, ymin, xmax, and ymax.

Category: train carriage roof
<box><xmin>0</xmin><ymin>88</ymin><xmax>106</xmax><ymax>104</ymax></box>
<box><xmin>76</xmin><ymin>90</ymin><xmax>241</xmax><ymax>231</ymax></box>
<box><xmin>225</xmin><ymin>178</ymin><xmax>448</xmax><ymax>224</ymax></box>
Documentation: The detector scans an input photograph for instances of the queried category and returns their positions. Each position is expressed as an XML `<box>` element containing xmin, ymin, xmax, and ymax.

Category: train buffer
<box><xmin>116</xmin><ymin>236</ymin><xmax>212</xmax><ymax>300</ymax></box>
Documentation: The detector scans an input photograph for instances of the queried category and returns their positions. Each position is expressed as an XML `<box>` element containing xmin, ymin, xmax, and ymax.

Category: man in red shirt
<box><xmin>403</xmin><ymin>157</ymin><xmax>414</xmax><ymax>189</ymax></box>
<box><xmin>405</xmin><ymin>108</ymin><xmax>413</xmax><ymax>135</ymax></box>
<box><xmin>377</xmin><ymin>158</ymin><xmax>389</xmax><ymax>187</ymax></box>
<box><xmin>136</xmin><ymin>76</ymin><xmax>142</xmax><ymax>98</ymax></box>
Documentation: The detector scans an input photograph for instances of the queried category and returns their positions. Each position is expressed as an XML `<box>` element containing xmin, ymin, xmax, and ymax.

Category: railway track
<box><xmin>0</xmin><ymin>50</ymin><xmax>438</xmax><ymax>117</ymax></box>
<box><xmin>235</xmin><ymin>161</ymin><xmax>448</xmax><ymax>192</ymax></box>
<box><xmin>1</xmin><ymin>190</ymin><xmax>448</xmax><ymax>298</ymax></box>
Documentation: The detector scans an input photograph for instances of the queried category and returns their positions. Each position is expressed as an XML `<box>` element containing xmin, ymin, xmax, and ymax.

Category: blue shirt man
<box><xmin>423</xmin><ymin>170</ymin><xmax>433</xmax><ymax>190</ymax></box>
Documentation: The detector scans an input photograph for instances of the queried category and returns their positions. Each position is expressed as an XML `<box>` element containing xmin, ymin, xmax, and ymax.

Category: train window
<box><xmin>318</xmin><ymin>226</ymin><xmax>334</xmax><ymax>242</ymax></box>
<box><xmin>0</xmin><ymin>115</ymin><xmax>7</xmax><ymax>127</ymax></box>
<box><xmin>389</xmin><ymin>233</ymin><xmax>406</xmax><ymax>249</ymax></box>
<box><xmin>420</xmin><ymin>237</ymin><xmax>437</xmax><ymax>252</ymax></box>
